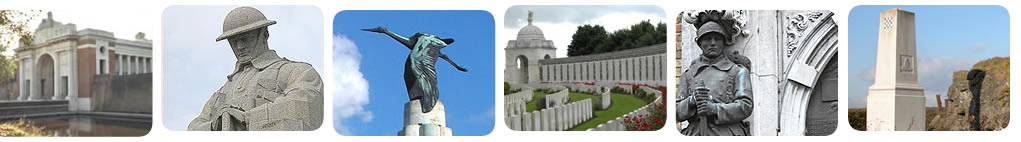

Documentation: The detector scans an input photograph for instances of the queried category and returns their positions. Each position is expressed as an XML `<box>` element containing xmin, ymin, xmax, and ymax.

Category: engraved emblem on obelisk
<box><xmin>899</xmin><ymin>55</ymin><xmax>913</xmax><ymax>72</ymax></box>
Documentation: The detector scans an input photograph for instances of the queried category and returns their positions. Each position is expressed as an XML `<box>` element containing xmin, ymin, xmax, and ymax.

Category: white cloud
<box><xmin>331</xmin><ymin>34</ymin><xmax>371</xmax><ymax>135</ymax></box>
<box><xmin>469</xmin><ymin>106</ymin><xmax>496</xmax><ymax>122</ymax></box>
<box><xmin>859</xmin><ymin>66</ymin><xmax>875</xmax><ymax>82</ymax></box>
<box><xmin>916</xmin><ymin>56</ymin><xmax>975</xmax><ymax>106</ymax></box>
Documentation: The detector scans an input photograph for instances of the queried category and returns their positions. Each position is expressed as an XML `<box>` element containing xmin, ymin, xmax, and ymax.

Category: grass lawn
<box><xmin>568</xmin><ymin>92</ymin><xmax>600</xmax><ymax>108</ymax></box>
<box><xmin>569</xmin><ymin>93</ymin><xmax>648</xmax><ymax>131</ymax></box>
<box><xmin>524</xmin><ymin>91</ymin><xmax>549</xmax><ymax>112</ymax></box>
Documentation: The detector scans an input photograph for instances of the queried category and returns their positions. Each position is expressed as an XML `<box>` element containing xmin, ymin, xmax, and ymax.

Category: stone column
<box><xmin>142</xmin><ymin>57</ymin><xmax>147</xmax><ymax>73</ymax></box>
<box><xmin>400</xmin><ymin>100</ymin><xmax>452</xmax><ymax>136</ymax></box>
<box><xmin>51</xmin><ymin>61</ymin><xmax>62</xmax><ymax>100</ymax></box>
<box><xmin>28</xmin><ymin>58</ymin><xmax>41</xmax><ymax>100</ymax></box>
<box><xmin>128</xmin><ymin>56</ymin><xmax>135</xmax><ymax>74</ymax></box>
<box><xmin>867</xmin><ymin>8</ymin><xmax>925</xmax><ymax>131</ymax></box>
<box><xmin>17</xmin><ymin>60</ymin><xmax>27</xmax><ymax>101</ymax></box>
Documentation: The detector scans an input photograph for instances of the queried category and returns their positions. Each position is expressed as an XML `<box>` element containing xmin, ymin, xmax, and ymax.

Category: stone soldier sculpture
<box><xmin>676</xmin><ymin>10</ymin><xmax>754</xmax><ymax>136</ymax></box>
<box><xmin>967</xmin><ymin>69</ymin><xmax>985</xmax><ymax>131</ymax></box>
<box><xmin>188</xmin><ymin>6</ymin><xmax>324</xmax><ymax>131</ymax></box>
<box><xmin>362</xmin><ymin>26</ymin><xmax>469</xmax><ymax>113</ymax></box>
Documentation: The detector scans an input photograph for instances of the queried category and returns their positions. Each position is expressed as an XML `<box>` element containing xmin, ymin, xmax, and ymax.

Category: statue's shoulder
<box><xmin>273</xmin><ymin>58</ymin><xmax>321</xmax><ymax>79</ymax></box>
<box><xmin>272</xmin><ymin>58</ymin><xmax>315</xmax><ymax>71</ymax></box>
<box><xmin>728</xmin><ymin>51</ymin><xmax>752</xmax><ymax>70</ymax></box>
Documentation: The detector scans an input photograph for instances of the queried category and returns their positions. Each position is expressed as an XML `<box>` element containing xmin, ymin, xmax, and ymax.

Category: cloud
<box><xmin>916</xmin><ymin>56</ymin><xmax>975</xmax><ymax>106</ymax></box>
<box><xmin>858</xmin><ymin>66</ymin><xmax>875</xmax><ymax>82</ymax></box>
<box><xmin>332</xmin><ymin>34</ymin><xmax>371</xmax><ymax>135</ymax></box>
<box><xmin>469</xmin><ymin>106</ymin><xmax>496</xmax><ymax>122</ymax></box>
<box><xmin>504</xmin><ymin>5</ymin><xmax>666</xmax><ymax>29</ymax></box>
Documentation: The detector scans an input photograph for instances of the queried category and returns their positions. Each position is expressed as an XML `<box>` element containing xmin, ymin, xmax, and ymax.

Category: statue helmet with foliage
<box><xmin>683</xmin><ymin>10</ymin><xmax>746</xmax><ymax>46</ymax></box>
<box><xmin>682</xmin><ymin>10</ymin><xmax>752</xmax><ymax>68</ymax></box>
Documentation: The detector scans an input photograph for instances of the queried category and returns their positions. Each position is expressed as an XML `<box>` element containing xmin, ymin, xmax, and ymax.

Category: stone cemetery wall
<box><xmin>507</xmin><ymin>98</ymin><xmax>593</xmax><ymax>131</ymax></box>
<box><xmin>91</xmin><ymin>73</ymin><xmax>152</xmax><ymax>113</ymax></box>
<box><xmin>538</xmin><ymin>44</ymin><xmax>667</xmax><ymax>87</ymax></box>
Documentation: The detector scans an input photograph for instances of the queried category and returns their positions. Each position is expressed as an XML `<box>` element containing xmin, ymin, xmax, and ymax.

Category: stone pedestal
<box><xmin>398</xmin><ymin>100</ymin><xmax>453</xmax><ymax>136</ymax></box>
<box><xmin>867</xmin><ymin>8</ymin><xmax>925</xmax><ymax>131</ymax></box>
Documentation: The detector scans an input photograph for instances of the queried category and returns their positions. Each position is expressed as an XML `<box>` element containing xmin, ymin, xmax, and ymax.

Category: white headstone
<box><xmin>867</xmin><ymin>8</ymin><xmax>925</xmax><ymax>131</ymax></box>
<box><xmin>523</xmin><ymin>112</ymin><xmax>532</xmax><ymax>131</ymax></box>
<box><xmin>533</xmin><ymin>111</ymin><xmax>541</xmax><ymax>131</ymax></box>
<box><xmin>556</xmin><ymin>106</ymin><xmax>564</xmax><ymax>130</ymax></box>
<box><xmin>511</xmin><ymin>115</ymin><xmax>521</xmax><ymax>130</ymax></box>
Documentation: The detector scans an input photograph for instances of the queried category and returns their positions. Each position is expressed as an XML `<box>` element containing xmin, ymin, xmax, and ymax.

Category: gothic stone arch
<box><xmin>777</xmin><ymin>11</ymin><xmax>839</xmax><ymax>136</ymax></box>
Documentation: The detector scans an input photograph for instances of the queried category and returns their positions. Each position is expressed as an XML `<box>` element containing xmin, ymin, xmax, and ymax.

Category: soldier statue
<box><xmin>188</xmin><ymin>6</ymin><xmax>324</xmax><ymax>131</ymax></box>
<box><xmin>677</xmin><ymin>10</ymin><xmax>754</xmax><ymax>136</ymax></box>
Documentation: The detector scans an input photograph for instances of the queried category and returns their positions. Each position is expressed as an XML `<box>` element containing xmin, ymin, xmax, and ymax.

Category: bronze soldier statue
<box><xmin>188</xmin><ymin>6</ymin><xmax>324</xmax><ymax>131</ymax></box>
<box><xmin>677</xmin><ymin>10</ymin><xmax>754</xmax><ymax>136</ymax></box>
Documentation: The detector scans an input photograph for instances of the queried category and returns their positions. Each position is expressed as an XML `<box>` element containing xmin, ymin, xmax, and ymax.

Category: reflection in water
<box><xmin>2</xmin><ymin>115</ymin><xmax>151</xmax><ymax>137</ymax></box>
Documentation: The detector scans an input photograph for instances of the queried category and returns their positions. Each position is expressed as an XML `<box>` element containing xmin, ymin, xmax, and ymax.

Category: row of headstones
<box><xmin>504</xmin><ymin>88</ymin><xmax>534</xmax><ymax>104</ymax></box>
<box><xmin>507</xmin><ymin>99</ymin><xmax>593</xmax><ymax>131</ymax></box>
<box><xmin>587</xmin><ymin>94</ymin><xmax>663</xmax><ymax>131</ymax></box>
<box><xmin>544</xmin><ymin>89</ymin><xmax>570</xmax><ymax>107</ymax></box>
<box><xmin>505</xmin><ymin>99</ymin><xmax>528</xmax><ymax>117</ymax></box>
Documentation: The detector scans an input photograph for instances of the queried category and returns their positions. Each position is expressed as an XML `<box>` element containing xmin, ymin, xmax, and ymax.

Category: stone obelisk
<box><xmin>867</xmin><ymin>8</ymin><xmax>925</xmax><ymax>131</ymax></box>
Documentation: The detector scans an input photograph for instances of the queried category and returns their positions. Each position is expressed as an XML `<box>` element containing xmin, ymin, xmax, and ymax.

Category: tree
<box><xmin>567</xmin><ymin>20</ymin><xmax>667</xmax><ymax>56</ymax></box>
<box><xmin>567</xmin><ymin>25</ymin><xmax>606</xmax><ymax>57</ymax></box>
<box><xmin>0</xmin><ymin>10</ymin><xmax>41</xmax><ymax>80</ymax></box>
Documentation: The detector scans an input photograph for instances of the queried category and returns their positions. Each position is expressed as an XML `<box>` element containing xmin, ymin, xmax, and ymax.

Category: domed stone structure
<box><xmin>516</xmin><ymin>24</ymin><xmax>545</xmax><ymax>41</ymax></box>
<box><xmin>505</xmin><ymin>10</ymin><xmax>557</xmax><ymax>84</ymax></box>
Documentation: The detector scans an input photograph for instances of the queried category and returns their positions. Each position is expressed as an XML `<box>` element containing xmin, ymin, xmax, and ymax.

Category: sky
<box><xmin>847</xmin><ymin>5</ymin><xmax>1009</xmax><ymax>108</ymax></box>
<box><xmin>332</xmin><ymin>10</ymin><xmax>495</xmax><ymax>136</ymax></box>
<box><xmin>162</xmin><ymin>5</ymin><xmax>324</xmax><ymax>131</ymax></box>
<box><xmin>501</xmin><ymin>5</ymin><xmax>666</xmax><ymax>58</ymax></box>
<box><xmin>5</xmin><ymin>8</ymin><xmax>154</xmax><ymax>55</ymax></box>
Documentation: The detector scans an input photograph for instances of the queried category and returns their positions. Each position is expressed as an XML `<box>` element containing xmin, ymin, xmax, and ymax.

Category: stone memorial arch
<box><xmin>9</xmin><ymin>12</ymin><xmax>153</xmax><ymax>113</ymax></box>
<box><xmin>36</xmin><ymin>54</ymin><xmax>56</xmax><ymax>100</ymax></box>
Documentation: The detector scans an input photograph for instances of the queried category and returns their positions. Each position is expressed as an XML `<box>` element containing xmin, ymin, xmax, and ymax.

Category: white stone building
<box><xmin>12</xmin><ymin>12</ymin><xmax>152</xmax><ymax>112</ymax></box>
<box><xmin>504</xmin><ymin>14</ymin><xmax>556</xmax><ymax>84</ymax></box>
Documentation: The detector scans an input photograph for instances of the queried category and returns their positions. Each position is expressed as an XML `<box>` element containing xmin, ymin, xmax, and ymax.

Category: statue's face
<box><xmin>697</xmin><ymin>32</ymin><xmax>725</xmax><ymax>58</ymax></box>
<box><xmin>227</xmin><ymin>30</ymin><xmax>263</xmax><ymax>62</ymax></box>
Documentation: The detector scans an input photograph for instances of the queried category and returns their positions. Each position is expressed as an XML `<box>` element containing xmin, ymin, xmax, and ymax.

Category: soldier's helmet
<box><xmin>216</xmin><ymin>6</ymin><xmax>277</xmax><ymax>41</ymax></box>
<box><xmin>695</xmin><ymin>21</ymin><xmax>726</xmax><ymax>46</ymax></box>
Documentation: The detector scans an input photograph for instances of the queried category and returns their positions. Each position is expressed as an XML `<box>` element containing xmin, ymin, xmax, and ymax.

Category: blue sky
<box><xmin>332</xmin><ymin>10</ymin><xmax>495</xmax><ymax>136</ymax></box>
<box><xmin>162</xmin><ymin>5</ymin><xmax>324</xmax><ymax>131</ymax></box>
<box><xmin>848</xmin><ymin>5</ymin><xmax>1009</xmax><ymax>108</ymax></box>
